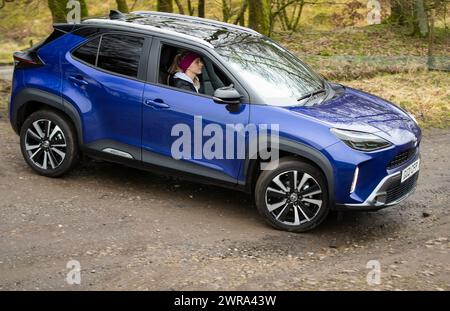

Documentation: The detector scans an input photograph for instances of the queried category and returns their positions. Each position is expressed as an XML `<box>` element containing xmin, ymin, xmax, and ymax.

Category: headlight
<box><xmin>331</xmin><ymin>128</ymin><xmax>392</xmax><ymax>152</ymax></box>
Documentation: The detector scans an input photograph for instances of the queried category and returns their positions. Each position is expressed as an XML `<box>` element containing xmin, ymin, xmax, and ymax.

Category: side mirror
<box><xmin>213</xmin><ymin>85</ymin><xmax>242</xmax><ymax>105</ymax></box>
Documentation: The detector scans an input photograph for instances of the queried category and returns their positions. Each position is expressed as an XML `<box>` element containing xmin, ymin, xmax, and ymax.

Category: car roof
<box><xmin>82</xmin><ymin>11</ymin><xmax>262</xmax><ymax>49</ymax></box>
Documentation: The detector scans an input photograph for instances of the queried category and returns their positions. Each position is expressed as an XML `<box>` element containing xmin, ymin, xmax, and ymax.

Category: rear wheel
<box><xmin>20</xmin><ymin>110</ymin><xmax>79</xmax><ymax>177</ymax></box>
<box><xmin>255</xmin><ymin>157</ymin><xmax>329</xmax><ymax>232</ymax></box>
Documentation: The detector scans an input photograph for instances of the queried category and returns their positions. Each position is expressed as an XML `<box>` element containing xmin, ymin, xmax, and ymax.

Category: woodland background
<box><xmin>0</xmin><ymin>0</ymin><xmax>449</xmax><ymax>127</ymax></box>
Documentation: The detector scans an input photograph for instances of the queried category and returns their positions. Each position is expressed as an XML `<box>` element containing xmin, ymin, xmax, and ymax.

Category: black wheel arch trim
<box><xmin>10</xmin><ymin>88</ymin><xmax>83</xmax><ymax>145</ymax></box>
<box><xmin>244</xmin><ymin>137</ymin><xmax>335</xmax><ymax>206</ymax></box>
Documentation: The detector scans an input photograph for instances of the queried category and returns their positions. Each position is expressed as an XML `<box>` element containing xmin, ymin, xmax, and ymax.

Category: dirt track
<box><xmin>0</xmin><ymin>108</ymin><xmax>449</xmax><ymax>290</ymax></box>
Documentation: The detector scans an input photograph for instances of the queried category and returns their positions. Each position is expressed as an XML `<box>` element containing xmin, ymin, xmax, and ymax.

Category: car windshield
<box><xmin>215</xmin><ymin>36</ymin><xmax>324</xmax><ymax>106</ymax></box>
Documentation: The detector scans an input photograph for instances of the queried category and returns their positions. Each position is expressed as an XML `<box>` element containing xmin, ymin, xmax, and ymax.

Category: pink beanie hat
<box><xmin>179</xmin><ymin>52</ymin><xmax>200</xmax><ymax>72</ymax></box>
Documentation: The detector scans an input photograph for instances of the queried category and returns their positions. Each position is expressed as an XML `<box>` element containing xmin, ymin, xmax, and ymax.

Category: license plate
<box><xmin>401</xmin><ymin>159</ymin><xmax>420</xmax><ymax>183</ymax></box>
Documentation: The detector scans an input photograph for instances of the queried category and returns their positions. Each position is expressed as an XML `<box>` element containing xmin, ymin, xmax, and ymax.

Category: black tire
<box><xmin>255</xmin><ymin>157</ymin><xmax>329</xmax><ymax>232</ymax></box>
<box><xmin>20</xmin><ymin>109</ymin><xmax>79</xmax><ymax>177</ymax></box>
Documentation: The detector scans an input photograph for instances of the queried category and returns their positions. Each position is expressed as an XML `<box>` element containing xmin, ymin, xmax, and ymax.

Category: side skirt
<box><xmin>81</xmin><ymin>143</ymin><xmax>245</xmax><ymax>193</ymax></box>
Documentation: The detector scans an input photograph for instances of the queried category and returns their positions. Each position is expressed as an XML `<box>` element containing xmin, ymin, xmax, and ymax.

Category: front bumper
<box><xmin>335</xmin><ymin>168</ymin><xmax>419</xmax><ymax>211</ymax></box>
<box><xmin>326</xmin><ymin>129</ymin><xmax>421</xmax><ymax>211</ymax></box>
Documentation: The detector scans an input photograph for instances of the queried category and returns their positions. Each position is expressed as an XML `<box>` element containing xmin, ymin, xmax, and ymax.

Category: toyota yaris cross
<box><xmin>9</xmin><ymin>11</ymin><xmax>421</xmax><ymax>232</ymax></box>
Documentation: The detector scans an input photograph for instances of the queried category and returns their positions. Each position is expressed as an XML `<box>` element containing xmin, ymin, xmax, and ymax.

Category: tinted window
<box><xmin>72</xmin><ymin>36</ymin><xmax>100</xmax><ymax>66</ymax></box>
<box><xmin>97</xmin><ymin>34</ymin><xmax>144</xmax><ymax>78</ymax></box>
<box><xmin>216</xmin><ymin>37</ymin><xmax>324</xmax><ymax>106</ymax></box>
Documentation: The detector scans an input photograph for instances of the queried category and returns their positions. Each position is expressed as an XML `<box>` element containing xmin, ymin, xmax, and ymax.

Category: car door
<box><xmin>141</xmin><ymin>38</ymin><xmax>250</xmax><ymax>185</ymax></box>
<box><xmin>62</xmin><ymin>31</ymin><xmax>151</xmax><ymax>160</ymax></box>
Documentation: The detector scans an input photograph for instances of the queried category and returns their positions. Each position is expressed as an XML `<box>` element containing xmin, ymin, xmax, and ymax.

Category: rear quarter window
<box><xmin>71</xmin><ymin>34</ymin><xmax>144</xmax><ymax>79</ymax></box>
<box><xmin>72</xmin><ymin>36</ymin><xmax>101</xmax><ymax>66</ymax></box>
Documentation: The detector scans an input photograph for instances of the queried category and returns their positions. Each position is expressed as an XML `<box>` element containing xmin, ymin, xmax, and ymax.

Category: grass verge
<box><xmin>339</xmin><ymin>71</ymin><xmax>450</xmax><ymax>128</ymax></box>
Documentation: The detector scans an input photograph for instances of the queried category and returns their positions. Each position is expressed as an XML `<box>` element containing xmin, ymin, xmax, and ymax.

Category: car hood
<box><xmin>285</xmin><ymin>85</ymin><xmax>421</xmax><ymax>145</ymax></box>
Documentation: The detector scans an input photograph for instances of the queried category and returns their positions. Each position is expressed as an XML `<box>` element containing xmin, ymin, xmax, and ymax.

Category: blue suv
<box><xmin>9</xmin><ymin>11</ymin><xmax>421</xmax><ymax>232</ymax></box>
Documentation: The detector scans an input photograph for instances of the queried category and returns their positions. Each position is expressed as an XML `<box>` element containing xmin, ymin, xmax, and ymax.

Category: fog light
<box><xmin>375</xmin><ymin>193</ymin><xmax>387</xmax><ymax>204</ymax></box>
<box><xmin>350</xmin><ymin>166</ymin><xmax>359</xmax><ymax>194</ymax></box>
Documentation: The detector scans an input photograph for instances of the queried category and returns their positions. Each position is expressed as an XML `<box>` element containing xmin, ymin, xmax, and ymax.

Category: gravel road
<box><xmin>0</xmin><ymin>95</ymin><xmax>449</xmax><ymax>290</ymax></box>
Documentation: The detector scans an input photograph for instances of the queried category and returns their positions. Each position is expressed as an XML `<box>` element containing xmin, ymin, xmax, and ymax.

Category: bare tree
<box><xmin>248</xmin><ymin>0</ymin><xmax>271</xmax><ymax>35</ymax></box>
<box><xmin>116</xmin><ymin>0</ymin><xmax>129</xmax><ymax>13</ymax></box>
<box><xmin>221</xmin><ymin>0</ymin><xmax>230</xmax><ymax>22</ymax></box>
<box><xmin>414</xmin><ymin>0</ymin><xmax>429</xmax><ymax>36</ymax></box>
<box><xmin>157</xmin><ymin>0</ymin><xmax>173</xmax><ymax>13</ymax></box>
<box><xmin>47</xmin><ymin>0</ymin><xmax>88</xmax><ymax>23</ymax></box>
<box><xmin>174</xmin><ymin>0</ymin><xmax>185</xmax><ymax>14</ymax></box>
<box><xmin>389</xmin><ymin>0</ymin><xmax>429</xmax><ymax>36</ymax></box>
<box><xmin>234</xmin><ymin>0</ymin><xmax>248</xmax><ymax>25</ymax></box>
<box><xmin>187</xmin><ymin>0</ymin><xmax>195</xmax><ymax>15</ymax></box>
<box><xmin>272</xmin><ymin>0</ymin><xmax>306</xmax><ymax>32</ymax></box>
<box><xmin>198</xmin><ymin>0</ymin><xmax>205</xmax><ymax>17</ymax></box>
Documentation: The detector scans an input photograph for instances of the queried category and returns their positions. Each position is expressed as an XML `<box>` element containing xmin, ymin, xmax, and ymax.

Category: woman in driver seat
<box><xmin>172</xmin><ymin>52</ymin><xmax>204</xmax><ymax>93</ymax></box>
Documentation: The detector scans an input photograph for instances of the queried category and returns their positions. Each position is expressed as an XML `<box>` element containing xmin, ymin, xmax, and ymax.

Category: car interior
<box><xmin>158</xmin><ymin>44</ymin><xmax>232</xmax><ymax>96</ymax></box>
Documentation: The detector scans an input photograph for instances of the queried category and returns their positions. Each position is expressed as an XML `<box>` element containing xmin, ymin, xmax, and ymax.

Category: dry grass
<box><xmin>340</xmin><ymin>71</ymin><xmax>450</xmax><ymax>128</ymax></box>
<box><xmin>275</xmin><ymin>25</ymin><xmax>450</xmax><ymax>57</ymax></box>
<box><xmin>0</xmin><ymin>41</ymin><xmax>30</xmax><ymax>65</ymax></box>
<box><xmin>275</xmin><ymin>24</ymin><xmax>450</xmax><ymax>80</ymax></box>
<box><xmin>303</xmin><ymin>55</ymin><xmax>428</xmax><ymax>81</ymax></box>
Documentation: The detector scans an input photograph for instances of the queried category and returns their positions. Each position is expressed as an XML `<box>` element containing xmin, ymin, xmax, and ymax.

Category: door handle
<box><xmin>68</xmin><ymin>75</ymin><xmax>88</xmax><ymax>86</ymax></box>
<box><xmin>144</xmin><ymin>98</ymin><xmax>170</xmax><ymax>109</ymax></box>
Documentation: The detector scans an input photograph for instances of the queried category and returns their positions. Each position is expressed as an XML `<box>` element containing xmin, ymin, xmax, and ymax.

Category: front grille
<box><xmin>385</xmin><ymin>173</ymin><xmax>419</xmax><ymax>203</ymax></box>
<box><xmin>387</xmin><ymin>148</ymin><xmax>416</xmax><ymax>170</ymax></box>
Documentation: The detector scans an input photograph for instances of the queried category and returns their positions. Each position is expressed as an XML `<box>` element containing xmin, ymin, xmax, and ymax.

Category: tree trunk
<box><xmin>222</xmin><ymin>0</ymin><xmax>231</xmax><ymax>22</ymax></box>
<box><xmin>79</xmin><ymin>0</ymin><xmax>88</xmax><ymax>18</ymax></box>
<box><xmin>291</xmin><ymin>1</ymin><xmax>305</xmax><ymax>32</ymax></box>
<box><xmin>157</xmin><ymin>0</ymin><xmax>173</xmax><ymax>13</ymax></box>
<box><xmin>116</xmin><ymin>0</ymin><xmax>129</xmax><ymax>13</ymax></box>
<box><xmin>389</xmin><ymin>0</ymin><xmax>408</xmax><ymax>25</ymax></box>
<box><xmin>234</xmin><ymin>0</ymin><xmax>248</xmax><ymax>26</ymax></box>
<box><xmin>47</xmin><ymin>0</ymin><xmax>88</xmax><ymax>23</ymax></box>
<box><xmin>48</xmin><ymin>0</ymin><xmax>66</xmax><ymax>23</ymax></box>
<box><xmin>198</xmin><ymin>0</ymin><xmax>205</xmax><ymax>18</ymax></box>
<box><xmin>248</xmin><ymin>0</ymin><xmax>270</xmax><ymax>35</ymax></box>
<box><xmin>427</xmin><ymin>9</ymin><xmax>435</xmax><ymax>69</ymax></box>
<box><xmin>187</xmin><ymin>0</ymin><xmax>195</xmax><ymax>16</ymax></box>
<box><xmin>414</xmin><ymin>0</ymin><xmax>429</xmax><ymax>36</ymax></box>
<box><xmin>174</xmin><ymin>0</ymin><xmax>185</xmax><ymax>14</ymax></box>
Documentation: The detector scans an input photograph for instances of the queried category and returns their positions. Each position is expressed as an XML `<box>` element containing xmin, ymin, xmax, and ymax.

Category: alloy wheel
<box><xmin>24</xmin><ymin>119</ymin><xmax>67</xmax><ymax>170</ymax></box>
<box><xmin>264</xmin><ymin>170</ymin><xmax>323</xmax><ymax>226</ymax></box>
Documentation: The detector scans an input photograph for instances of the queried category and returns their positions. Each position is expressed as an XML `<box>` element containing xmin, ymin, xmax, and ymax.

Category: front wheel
<box><xmin>20</xmin><ymin>110</ymin><xmax>79</xmax><ymax>177</ymax></box>
<box><xmin>255</xmin><ymin>157</ymin><xmax>329</xmax><ymax>232</ymax></box>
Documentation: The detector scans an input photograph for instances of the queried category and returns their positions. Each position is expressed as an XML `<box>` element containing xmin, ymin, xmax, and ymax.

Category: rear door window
<box><xmin>97</xmin><ymin>34</ymin><xmax>144</xmax><ymax>78</ymax></box>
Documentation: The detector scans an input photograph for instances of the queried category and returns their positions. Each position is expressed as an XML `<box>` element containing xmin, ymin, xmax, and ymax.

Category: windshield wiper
<box><xmin>297</xmin><ymin>88</ymin><xmax>326</xmax><ymax>104</ymax></box>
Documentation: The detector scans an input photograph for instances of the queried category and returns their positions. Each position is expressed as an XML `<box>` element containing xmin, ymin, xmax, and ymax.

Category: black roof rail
<box><xmin>53</xmin><ymin>23</ymin><xmax>78</xmax><ymax>33</ymax></box>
